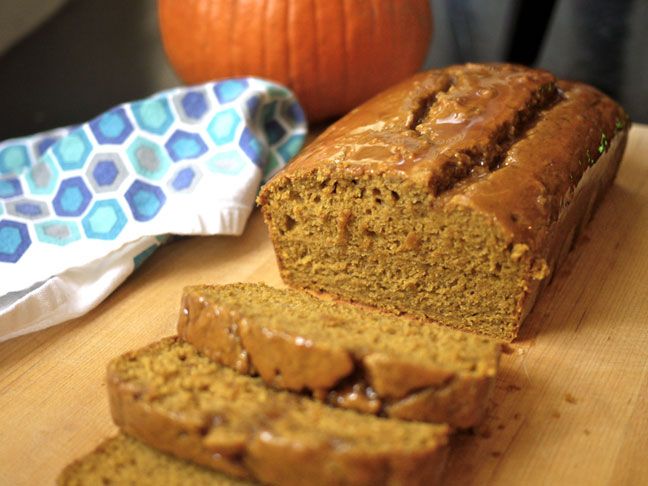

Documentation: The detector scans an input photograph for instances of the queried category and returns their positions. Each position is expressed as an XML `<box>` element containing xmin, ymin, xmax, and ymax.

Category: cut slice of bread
<box><xmin>178</xmin><ymin>282</ymin><xmax>500</xmax><ymax>428</ymax></box>
<box><xmin>108</xmin><ymin>338</ymin><xmax>450</xmax><ymax>486</ymax></box>
<box><xmin>58</xmin><ymin>433</ymin><xmax>252</xmax><ymax>485</ymax></box>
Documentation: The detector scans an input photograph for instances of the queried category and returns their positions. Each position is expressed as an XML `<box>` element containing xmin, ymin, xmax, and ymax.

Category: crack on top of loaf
<box><xmin>406</xmin><ymin>66</ymin><xmax>564</xmax><ymax>196</ymax></box>
<box><xmin>405</xmin><ymin>74</ymin><xmax>455</xmax><ymax>132</ymax></box>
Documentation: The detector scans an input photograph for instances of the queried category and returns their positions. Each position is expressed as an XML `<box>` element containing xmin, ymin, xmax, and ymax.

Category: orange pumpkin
<box><xmin>158</xmin><ymin>0</ymin><xmax>433</xmax><ymax>122</ymax></box>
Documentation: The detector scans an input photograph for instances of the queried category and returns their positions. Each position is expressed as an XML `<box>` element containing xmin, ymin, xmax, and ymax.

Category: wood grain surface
<box><xmin>1</xmin><ymin>125</ymin><xmax>647</xmax><ymax>486</ymax></box>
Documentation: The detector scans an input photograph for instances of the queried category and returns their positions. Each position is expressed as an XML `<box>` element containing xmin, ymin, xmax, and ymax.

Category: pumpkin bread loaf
<box><xmin>108</xmin><ymin>338</ymin><xmax>450</xmax><ymax>486</ymax></box>
<box><xmin>178</xmin><ymin>282</ymin><xmax>500</xmax><ymax>428</ymax></box>
<box><xmin>58</xmin><ymin>434</ymin><xmax>252</xmax><ymax>485</ymax></box>
<box><xmin>258</xmin><ymin>63</ymin><xmax>630</xmax><ymax>341</ymax></box>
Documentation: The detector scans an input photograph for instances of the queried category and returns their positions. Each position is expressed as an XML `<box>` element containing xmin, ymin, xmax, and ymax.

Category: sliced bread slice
<box><xmin>178</xmin><ymin>282</ymin><xmax>500</xmax><ymax>428</ymax></box>
<box><xmin>58</xmin><ymin>433</ymin><xmax>252</xmax><ymax>485</ymax></box>
<box><xmin>108</xmin><ymin>338</ymin><xmax>450</xmax><ymax>486</ymax></box>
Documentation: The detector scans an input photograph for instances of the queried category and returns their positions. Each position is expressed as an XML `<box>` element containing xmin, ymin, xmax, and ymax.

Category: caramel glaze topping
<box><xmin>317</xmin><ymin>380</ymin><xmax>383</xmax><ymax>416</ymax></box>
<box><xmin>268</xmin><ymin>63</ymin><xmax>629</xmax><ymax>251</ymax></box>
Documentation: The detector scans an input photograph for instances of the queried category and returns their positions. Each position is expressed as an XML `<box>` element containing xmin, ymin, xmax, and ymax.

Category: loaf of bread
<box><xmin>178</xmin><ymin>282</ymin><xmax>499</xmax><ymax>428</ymax></box>
<box><xmin>58</xmin><ymin>434</ymin><xmax>251</xmax><ymax>485</ymax></box>
<box><xmin>258</xmin><ymin>63</ymin><xmax>630</xmax><ymax>341</ymax></box>
<box><xmin>108</xmin><ymin>338</ymin><xmax>450</xmax><ymax>486</ymax></box>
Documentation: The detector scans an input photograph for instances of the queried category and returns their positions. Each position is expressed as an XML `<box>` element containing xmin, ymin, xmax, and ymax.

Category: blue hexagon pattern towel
<box><xmin>0</xmin><ymin>78</ymin><xmax>306</xmax><ymax>341</ymax></box>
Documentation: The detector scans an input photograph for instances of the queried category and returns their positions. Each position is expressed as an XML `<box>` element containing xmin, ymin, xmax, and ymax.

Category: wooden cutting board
<box><xmin>1</xmin><ymin>125</ymin><xmax>647</xmax><ymax>486</ymax></box>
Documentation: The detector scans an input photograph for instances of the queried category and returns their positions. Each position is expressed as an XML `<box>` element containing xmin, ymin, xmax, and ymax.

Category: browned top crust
<box><xmin>259</xmin><ymin>63</ymin><xmax>629</xmax><ymax>252</ymax></box>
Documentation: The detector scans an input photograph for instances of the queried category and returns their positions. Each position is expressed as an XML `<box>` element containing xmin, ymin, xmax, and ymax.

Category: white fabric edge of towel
<box><xmin>0</xmin><ymin>205</ymin><xmax>252</xmax><ymax>343</ymax></box>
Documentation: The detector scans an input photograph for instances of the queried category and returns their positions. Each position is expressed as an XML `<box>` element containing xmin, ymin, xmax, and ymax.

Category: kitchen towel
<box><xmin>0</xmin><ymin>78</ymin><xmax>306</xmax><ymax>342</ymax></box>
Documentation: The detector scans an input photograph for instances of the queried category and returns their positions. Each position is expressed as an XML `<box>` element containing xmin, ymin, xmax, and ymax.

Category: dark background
<box><xmin>0</xmin><ymin>0</ymin><xmax>646</xmax><ymax>140</ymax></box>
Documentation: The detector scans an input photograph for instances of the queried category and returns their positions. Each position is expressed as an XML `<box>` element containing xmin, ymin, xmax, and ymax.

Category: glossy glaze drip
<box><xmin>326</xmin><ymin>381</ymin><xmax>382</xmax><ymax>415</ymax></box>
<box><xmin>178</xmin><ymin>295</ymin><xmax>252</xmax><ymax>375</ymax></box>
